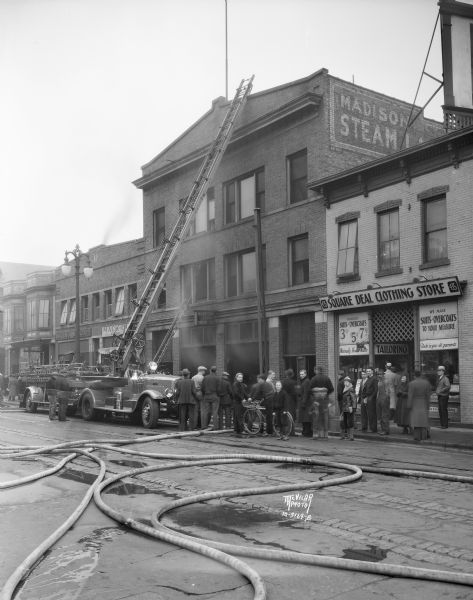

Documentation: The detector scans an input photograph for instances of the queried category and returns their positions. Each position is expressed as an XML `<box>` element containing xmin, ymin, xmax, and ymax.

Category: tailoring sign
<box><xmin>419</xmin><ymin>301</ymin><xmax>459</xmax><ymax>351</ymax></box>
<box><xmin>338</xmin><ymin>312</ymin><xmax>369</xmax><ymax>355</ymax></box>
<box><xmin>329</xmin><ymin>79</ymin><xmax>443</xmax><ymax>158</ymax></box>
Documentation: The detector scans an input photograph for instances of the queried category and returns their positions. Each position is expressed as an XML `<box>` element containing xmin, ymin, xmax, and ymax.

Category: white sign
<box><xmin>420</xmin><ymin>338</ymin><xmax>458</xmax><ymax>351</ymax></box>
<box><xmin>339</xmin><ymin>312</ymin><xmax>369</xmax><ymax>355</ymax></box>
<box><xmin>340</xmin><ymin>344</ymin><xmax>370</xmax><ymax>356</ymax></box>
<box><xmin>320</xmin><ymin>277</ymin><xmax>462</xmax><ymax>312</ymax></box>
<box><xmin>374</xmin><ymin>343</ymin><xmax>409</xmax><ymax>355</ymax></box>
<box><xmin>419</xmin><ymin>302</ymin><xmax>458</xmax><ymax>350</ymax></box>
<box><xmin>101</xmin><ymin>324</ymin><xmax>125</xmax><ymax>337</ymax></box>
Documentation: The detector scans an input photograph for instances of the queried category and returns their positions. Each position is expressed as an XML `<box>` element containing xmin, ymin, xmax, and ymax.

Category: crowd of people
<box><xmin>174</xmin><ymin>362</ymin><xmax>451</xmax><ymax>443</ymax></box>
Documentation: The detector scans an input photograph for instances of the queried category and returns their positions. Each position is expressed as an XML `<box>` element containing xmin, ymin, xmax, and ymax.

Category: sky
<box><xmin>0</xmin><ymin>0</ymin><xmax>451</xmax><ymax>267</ymax></box>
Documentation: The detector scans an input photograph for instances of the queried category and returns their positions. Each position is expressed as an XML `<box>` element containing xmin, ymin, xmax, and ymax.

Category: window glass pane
<box><xmin>339</xmin><ymin>223</ymin><xmax>350</xmax><ymax>249</ymax></box>
<box><xmin>208</xmin><ymin>259</ymin><xmax>215</xmax><ymax>298</ymax></box>
<box><xmin>337</xmin><ymin>249</ymin><xmax>347</xmax><ymax>275</ymax></box>
<box><xmin>39</xmin><ymin>299</ymin><xmax>50</xmax><ymax>328</ymax></box>
<box><xmin>195</xmin><ymin>199</ymin><xmax>207</xmax><ymax>233</ymax></box>
<box><xmin>240</xmin><ymin>175</ymin><xmax>255</xmax><ymax>219</ymax></box>
<box><xmin>426</xmin><ymin>198</ymin><xmax>446</xmax><ymax>231</ymax></box>
<box><xmin>69</xmin><ymin>299</ymin><xmax>76</xmax><ymax>324</ymax></box>
<box><xmin>226</xmin><ymin>254</ymin><xmax>238</xmax><ymax>297</ymax></box>
<box><xmin>293</xmin><ymin>237</ymin><xmax>308</xmax><ymax>262</ymax></box>
<box><xmin>181</xmin><ymin>266</ymin><xmax>192</xmax><ymax>301</ymax></box>
<box><xmin>60</xmin><ymin>301</ymin><xmax>68</xmax><ymax>325</ymax></box>
<box><xmin>241</xmin><ymin>251</ymin><xmax>256</xmax><ymax>292</ymax></box>
<box><xmin>115</xmin><ymin>288</ymin><xmax>124</xmax><ymax>315</ymax></box>
<box><xmin>225</xmin><ymin>182</ymin><xmax>236</xmax><ymax>224</ymax></box>
<box><xmin>194</xmin><ymin>262</ymin><xmax>208</xmax><ymax>301</ymax></box>
<box><xmin>390</xmin><ymin>211</ymin><xmax>399</xmax><ymax>238</ymax></box>
<box><xmin>379</xmin><ymin>212</ymin><xmax>390</xmax><ymax>242</ymax></box>
<box><xmin>153</xmin><ymin>208</ymin><xmax>165</xmax><ymax>247</ymax></box>
<box><xmin>427</xmin><ymin>230</ymin><xmax>448</xmax><ymax>260</ymax></box>
<box><xmin>289</xmin><ymin>151</ymin><xmax>307</xmax><ymax>204</ymax></box>
<box><xmin>208</xmin><ymin>198</ymin><xmax>215</xmax><ymax>222</ymax></box>
<box><xmin>347</xmin><ymin>221</ymin><xmax>358</xmax><ymax>247</ymax></box>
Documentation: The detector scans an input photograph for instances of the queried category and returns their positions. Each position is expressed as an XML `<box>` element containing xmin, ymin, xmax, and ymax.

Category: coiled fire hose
<box><xmin>1</xmin><ymin>430</ymin><xmax>473</xmax><ymax>600</ymax></box>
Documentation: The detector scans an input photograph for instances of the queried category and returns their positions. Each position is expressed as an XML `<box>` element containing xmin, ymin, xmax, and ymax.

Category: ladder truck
<box><xmin>50</xmin><ymin>77</ymin><xmax>254</xmax><ymax>428</ymax></box>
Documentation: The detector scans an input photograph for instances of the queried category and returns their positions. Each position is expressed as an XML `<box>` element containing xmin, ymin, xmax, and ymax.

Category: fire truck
<box><xmin>19</xmin><ymin>363</ymin><xmax>180</xmax><ymax>428</ymax></box>
<box><xmin>18</xmin><ymin>77</ymin><xmax>254</xmax><ymax>429</ymax></box>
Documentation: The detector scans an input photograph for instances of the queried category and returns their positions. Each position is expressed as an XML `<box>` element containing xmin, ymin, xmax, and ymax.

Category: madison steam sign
<box><xmin>329</xmin><ymin>80</ymin><xmax>443</xmax><ymax>158</ymax></box>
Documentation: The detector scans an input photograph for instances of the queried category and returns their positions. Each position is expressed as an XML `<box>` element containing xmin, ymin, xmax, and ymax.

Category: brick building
<box><xmin>309</xmin><ymin>124</ymin><xmax>473</xmax><ymax>424</ymax></box>
<box><xmin>132</xmin><ymin>69</ymin><xmax>442</xmax><ymax>384</ymax></box>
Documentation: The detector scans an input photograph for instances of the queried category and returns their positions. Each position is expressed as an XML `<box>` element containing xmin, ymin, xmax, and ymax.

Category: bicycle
<box><xmin>272</xmin><ymin>410</ymin><xmax>295</xmax><ymax>440</ymax></box>
<box><xmin>242</xmin><ymin>400</ymin><xmax>266</xmax><ymax>435</ymax></box>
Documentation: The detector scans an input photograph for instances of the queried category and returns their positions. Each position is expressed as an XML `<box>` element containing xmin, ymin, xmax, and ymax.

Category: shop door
<box><xmin>372</xmin><ymin>306</ymin><xmax>415</xmax><ymax>378</ymax></box>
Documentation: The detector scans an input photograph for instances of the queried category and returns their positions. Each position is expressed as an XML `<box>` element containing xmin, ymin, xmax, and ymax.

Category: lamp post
<box><xmin>61</xmin><ymin>244</ymin><xmax>93</xmax><ymax>363</ymax></box>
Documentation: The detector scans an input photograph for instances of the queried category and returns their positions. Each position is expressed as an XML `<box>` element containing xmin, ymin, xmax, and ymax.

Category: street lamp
<box><xmin>61</xmin><ymin>244</ymin><xmax>93</xmax><ymax>363</ymax></box>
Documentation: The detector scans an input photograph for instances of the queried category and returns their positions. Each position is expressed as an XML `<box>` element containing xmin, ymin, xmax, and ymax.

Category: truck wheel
<box><xmin>81</xmin><ymin>392</ymin><xmax>96</xmax><ymax>421</ymax></box>
<box><xmin>141</xmin><ymin>396</ymin><xmax>159</xmax><ymax>429</ymax></box>
<box><xmin>25</xmin><ymin>391</ymin><xmax>37</xmax><ymax>413</ymax></box>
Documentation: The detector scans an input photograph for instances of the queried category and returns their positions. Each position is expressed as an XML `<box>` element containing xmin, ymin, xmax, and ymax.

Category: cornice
<box><xmin>133</xmin><ymin>92</ymin><xmax>322</xmax><ymax>191</ymax></box>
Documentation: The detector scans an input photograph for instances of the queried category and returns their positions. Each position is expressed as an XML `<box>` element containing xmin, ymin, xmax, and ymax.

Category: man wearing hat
<box><xmin>436</xmin><ymin>365</ymin><xmax>451</xmax><ymax>429</ymax></box>
<box><xmin>192</xmin><ymin>366</ymin><xmax>206</xmax><ymax>429</ymax></box>
<box><xmin>218</xmin><ymin>371</ymin><xmax>234</xmax><ymax>429</ymax></box>
<box><xmin>175</xmin><ymin>368</ymin><xmax>198</xmax><ymax>431</ymax></box>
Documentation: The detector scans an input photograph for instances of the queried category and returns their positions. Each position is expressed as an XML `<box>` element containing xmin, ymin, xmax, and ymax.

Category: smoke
<box><xmin>101</xmin><ymin>191</ymin><xmax>140</xmax><ymax>246</ymax></box>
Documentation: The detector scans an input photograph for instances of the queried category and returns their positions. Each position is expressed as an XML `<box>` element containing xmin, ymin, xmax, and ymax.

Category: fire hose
<box><xmin>1</xmin><ymin>430</ymin><xmax>473</xmax><ymax>600</ymax></box>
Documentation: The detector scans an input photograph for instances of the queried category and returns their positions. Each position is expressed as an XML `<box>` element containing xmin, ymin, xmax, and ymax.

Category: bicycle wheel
<box><xmin>243</xmin><ymin>408</ymin><xmax>263</xmax><ymax>435</ymax></box>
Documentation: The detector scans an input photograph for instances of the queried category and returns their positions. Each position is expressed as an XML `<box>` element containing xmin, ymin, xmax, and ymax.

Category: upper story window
<box><xmin>92</xmin><ymin>293</ymin><xmax>100</xmax><ymax>321</ymax></box>
<box><xmin>225</xmin><ymin>249</ymin><xmax>257</xmax><ymax>297</ymax></box>
<box><xmin>60</xmin><ymin>301</ymin><xmax>68</xmax><ymax>325</ymax></box>
<box><xmin>378</xmin><ymin>209</ymin><xmax>400</xmax><ymax>272</ymax></box>
<box><xmin>287</xmin><ymin>149</ymin><xmax>307</xmax><ymax>204</ymax></box>
<box><xmin>181</xmin><ymin>259</ymin><xmax>215</xmax><ymax>303</ymax></box>
<box><xmin>81</xmin><ymin>296</ymin><xmax>89</xmax><ymax>322</ymax></box>
<box><xmin>224</xmin><ymin>169</ymin><xmax>264</xmax><ymax>225</ymax></box>
<box><xmin>289</xmin><ymin>234</ymin><xmax>309</xmax><ymax>286</ymax></box>
<box><xmin>189</xmin><ymin>188</ymin><xmax>216</xmax><ymax>235</ymax></box>
<box><xmin>115</xmin><ymin>287</ymin><xmax>125</xmax><ymax>316</ymax></box>
<box><xmin>38</xmin><ymin>299</ymin><xmax>50</xmax><ymax>328</ymax></box>
<box><xmin>337</xmin><ymin>219</ymin><xmax>358</xmax><ymax>278</ymax></box>
<box><xmin>153</xmin><ymin>207</ymin><xmax>165</xmax><ymax>248</ymax></box>
<box><xmin>69</xmin><ymin>299</ymin><xmax>76</xmax><ymax>324</ymax></box>
<box><xmin>423</xmin><ymin>195</ymin><xmax>447</xmax><ymax>263</ymax></box>
<box><xmin>104</xmin><ymin>290</ymin><xmax>113</xmax><ymax>318</ymax></box>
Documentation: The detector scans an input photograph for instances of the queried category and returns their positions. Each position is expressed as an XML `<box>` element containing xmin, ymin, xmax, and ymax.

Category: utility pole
<box><xmin>254</xmin><ymin>208</ymin><xmax>267</xmax><ymax>374</ymax></box>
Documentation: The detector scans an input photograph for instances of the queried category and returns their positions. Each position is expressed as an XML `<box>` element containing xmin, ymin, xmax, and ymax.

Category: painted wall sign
<box><xmin>419</xmin><ymin>301</ymin><xmax>458</xmax><ymax>350</ymax></box>
<box><xmin>329</xmin><ymin>80</ymin><xmax>443</xmax><ymax>158</ymax></box>
<box><xmin>339</xmin><ymin>312</ymin><xmax>369</xmax><ymax>355</ymax></box>
<box><xmin>101</xmin><ymin>324</ymin><xmax>125</xmax><ymax>337</ymax></box>
<box><xmin>320</xmin><ymin>277</ymin><xmax>462</xmax><ymax>312</ymax></box>
<box><xmin>374</xmin><ymin>343</ymin><xmax>409</xmax><ymax>355</ymax></box>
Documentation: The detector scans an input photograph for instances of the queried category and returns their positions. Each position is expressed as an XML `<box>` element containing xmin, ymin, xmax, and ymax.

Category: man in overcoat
<box><xmin>361</xmin><ymin>367</ymin><xmax>378</xmax><ymax>433</ymax></box>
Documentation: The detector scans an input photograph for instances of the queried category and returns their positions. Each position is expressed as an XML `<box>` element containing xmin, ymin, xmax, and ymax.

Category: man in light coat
<box><xmin>436</xmin><ymin>365</ymin><xmax>451</xmax><ymax>429</ymax></box>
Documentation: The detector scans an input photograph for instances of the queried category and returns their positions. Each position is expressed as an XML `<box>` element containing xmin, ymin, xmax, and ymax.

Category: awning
<box><xmin>98</xmin><ymin>347</ymin><xmax>118</xmax><ymax>355</ymax></box>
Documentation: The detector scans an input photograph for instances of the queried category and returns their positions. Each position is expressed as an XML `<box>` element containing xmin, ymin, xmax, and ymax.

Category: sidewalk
<box><xmin>3</xmin><ymin>394</ymin><xmax>473</xmax><ymax>451</ymax></box>
<box><xmin>339</xmin><ymin>421</ymin><xmax>473</xmax><ymax>451</ymax></box>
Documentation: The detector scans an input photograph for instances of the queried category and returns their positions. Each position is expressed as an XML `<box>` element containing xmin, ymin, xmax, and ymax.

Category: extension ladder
<box><xmin>112</xmin><ymin>76</ymin><xmax>254</xmax><ymax>372</ymax></box>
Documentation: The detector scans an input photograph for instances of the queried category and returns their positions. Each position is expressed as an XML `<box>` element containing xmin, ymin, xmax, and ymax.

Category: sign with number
<box><xmin>339</xmin><ymin>312</ymin><xmax>369</xmax><ymax>355</ymax></box>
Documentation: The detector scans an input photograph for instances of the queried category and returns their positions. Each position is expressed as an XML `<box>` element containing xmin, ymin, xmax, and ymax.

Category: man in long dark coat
<box><xmin>361</xmin><ymin>367</ymin><xmax>378</xmax><ymax>433</ymax></box>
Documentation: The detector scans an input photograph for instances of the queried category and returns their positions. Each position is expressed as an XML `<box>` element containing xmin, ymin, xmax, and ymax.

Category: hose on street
<box><xmin>1</xmin><ymin>429</ymin><xmax>473</xmax><ymax>600</ymax></box>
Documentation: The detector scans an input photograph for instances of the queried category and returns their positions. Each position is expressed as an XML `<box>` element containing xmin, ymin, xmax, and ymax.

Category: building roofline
<box><xmin>308</xmin><ymin>124</ymin><xmax>473</xmax><ymax>205</ymax></box>
<box><xmin>438</xmin><ymin>0</ymin><xmax>473</xmax><ymax>18</ymax></box>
